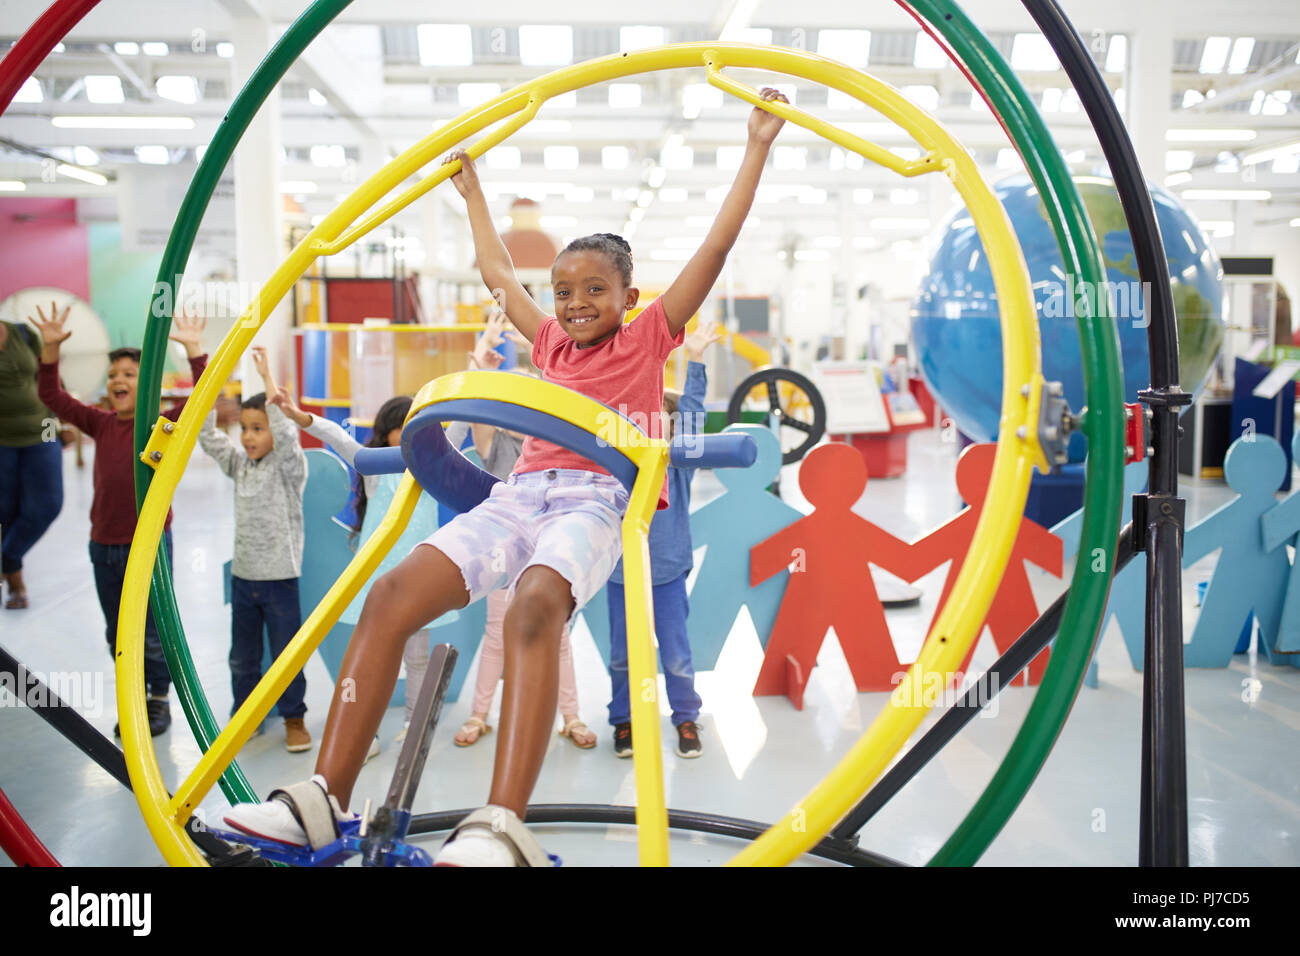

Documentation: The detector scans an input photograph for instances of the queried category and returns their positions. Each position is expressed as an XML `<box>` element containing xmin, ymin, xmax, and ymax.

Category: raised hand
<box><xmin>471</xmin><ymin>309</ymin><xmax>509</xmax><ymax>368</ymax></box>
<box><xmin>748</xmin><ymin>87</ymin><xmax>788</xmax><ymax>146</ymax></box>
<box><xmin>28</xmin><ymin>300</ymin><xmax>72</xmax><ymax>362</ymax></box>
<box><xmin>250</xmin><ymin>345</ymin><xmax>279</xmax><ymax>396</ymax></box>
<box><xmin>468</xmin><ymin>346</ymin><xmax>505</xmax><ymax>371</ymax></box>
<box><xmin>270</xmin><ymin>384</ymin><xmax>312</xmax><ymax>428</ymax></box>
<box><xmin>444</xmin><ymin>148</ymin><xmax>481</xmax><ymax>200</ymax></box>
<box><xmin>250</xmin><ymin>345</ymin><xmax>270</xmax><ymax>379</ymax></box>
<box><xmin>481</xmin><ymin>309</ymin><xmax>508</xmax><ymax>348</ymax></box>
<box><xmin>169</xmin><ymin>308</ymin><xmax>207</xmax><ymax>359</ymax></box>
<box><xmin>685</xmin><ymin>317</ymin><xmax>725</xmax><ymax>361</ymax></box>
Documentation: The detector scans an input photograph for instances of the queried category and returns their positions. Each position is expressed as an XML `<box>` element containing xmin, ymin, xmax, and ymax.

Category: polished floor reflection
<box><xmin>2</xmin><ymin>429</ymin><xmax>1297</xmax><ymax>866</ymax></box>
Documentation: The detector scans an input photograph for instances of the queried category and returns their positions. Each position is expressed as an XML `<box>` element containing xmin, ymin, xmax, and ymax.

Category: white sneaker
<box><xmin>393</xmin><ymin>722</ymin><xmax>409</xmax><ymax>745</ymax></box>
<box><xmin>434</xmin><ymin>828</ymin><xmax>518</xmax><ymax>867</ymax></box>
<box><xmin>363</xmin><ymin>735</ymin><xmax>380</xmax><ymax>764</ymax></box>
<box><xmin>222</xmin><ymin>774</ymin><xmax>355</xmax><ymax>849</ymax></box>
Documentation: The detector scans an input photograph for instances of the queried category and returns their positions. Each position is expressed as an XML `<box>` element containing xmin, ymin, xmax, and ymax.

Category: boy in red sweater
<box><xmin>30</xmin><ymin>302</ymin><xmax>207</xmax><ymax>737</ymax></box>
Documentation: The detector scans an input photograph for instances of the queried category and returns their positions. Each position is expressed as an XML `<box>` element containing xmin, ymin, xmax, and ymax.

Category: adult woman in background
<box><xmin>0</xmin><ymin>302</ymin><xmax>66</xmax><ymax>609</ymax></box>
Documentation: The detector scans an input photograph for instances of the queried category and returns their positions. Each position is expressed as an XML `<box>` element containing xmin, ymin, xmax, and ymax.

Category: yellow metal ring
<box><xmin>117</xmin><ymin>42</ymin><xmax>1044</xmax><ymax>868</ymax></box>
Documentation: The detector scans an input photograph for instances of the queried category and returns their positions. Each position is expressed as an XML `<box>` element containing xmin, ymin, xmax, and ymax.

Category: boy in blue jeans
<box><xmin>606</xmin><ymin>318</ymin><xmax>722</xmax><ymax>758</ymax></box>
<box><xmin>199</xmin><ymin>347</ymin><xmax>309</xmax><ymax>752</ymax></box>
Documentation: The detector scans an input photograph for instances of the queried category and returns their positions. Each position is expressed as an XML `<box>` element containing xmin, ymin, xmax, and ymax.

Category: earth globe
<box><xmin>911</xmin><ymin>174</ymin><xmax>1225</xmax><ymax>460</ymax></box>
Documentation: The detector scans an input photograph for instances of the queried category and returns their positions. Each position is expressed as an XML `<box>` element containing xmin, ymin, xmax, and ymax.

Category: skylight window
<box><xmin>519</xmin><ymin>25</ymin><xmax>572</xmax><ymax>66</ymax></box>
<box><xmin>1011</xmin><ymin>34</ymin><xmax>1060</xmax><ymax>71</ymax></box>
<box><xmin>1199</xmin><ymin>37</ymin><xmax>1230</xmax><ymax>73</ymax></box>
<box><xmin>620</xmin><ymin>26</ymin><xmax>665</xmax><ymax>52</ymax></box>
<box><xmin>816</xmin><ymin>29</ymin><xmax>870</xmax><ymax>68</ymax></box>
<box><xmin>417</xmin><ymin>24</ymin><xmax>472</xmax><ymax>66</ymax></box>
<box><xmin>84</xmin><ymin>75</ymin><xmax>124</xmax><ymax>104</ymax></box>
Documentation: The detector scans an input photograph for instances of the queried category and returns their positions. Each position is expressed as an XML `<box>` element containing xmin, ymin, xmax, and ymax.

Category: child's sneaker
<box><xmin>222</xmin><ymin>774</ymin><xmax>355</xmax><ymax>849</ymax></box>
<box><xmin>675</xmin><ymin>721</ymin><xmax>702</xmax><ymax>758</ymax></box>
<box><xmin>284</xmin><ymin>717</ymin><xmax>312</xmax><ymax>752</ymax></box>
<box><xmin>612</xmin><ymin>722</ymin><xmax>633</xmax><ymax>758</ymax></box>
<box><xmin>434</xmin><ymin>806</ymin><xmax>552</xmax><ymax>867</ymax></box>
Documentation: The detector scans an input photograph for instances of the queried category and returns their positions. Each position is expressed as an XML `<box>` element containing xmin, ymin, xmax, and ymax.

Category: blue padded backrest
<box><xmin>401</xmin><ymin>399</ymin><xmax>640</xmax><ymax>513</ymax></box>
<box><xmin>384</xmin><ymin>399</ymin><xmax>757</xmax><ymax>516</ymax></box>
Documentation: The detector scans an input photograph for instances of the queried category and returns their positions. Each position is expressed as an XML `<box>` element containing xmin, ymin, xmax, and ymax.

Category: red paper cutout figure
<box><xmin>897</xmin><ymin>443</ymin><xmax>1063</xmax><ymax>686</ymax></box>
<box><xmin>750</xmin><ymin>443</ymin><xmax>916</xmax><ymax>705</ymax></box>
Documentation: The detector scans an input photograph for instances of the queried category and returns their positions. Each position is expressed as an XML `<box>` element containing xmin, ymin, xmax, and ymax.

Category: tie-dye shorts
<box><xmin>417</xmin><ymin>469</ymin><xmax>629</xmax><ymax>616</ymax></box>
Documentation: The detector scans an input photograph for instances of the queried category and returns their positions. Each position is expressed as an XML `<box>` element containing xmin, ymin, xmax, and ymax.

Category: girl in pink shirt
<box><xmin>225</xmin><ymin>89</ymin><xmax>788</xmax><ymax>865</ymax></box>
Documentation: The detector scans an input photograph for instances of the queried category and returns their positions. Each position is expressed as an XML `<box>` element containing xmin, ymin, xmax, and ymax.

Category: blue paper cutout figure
<box><xmin>1257</xmin><ymin>431</ymin><xmax>1300</xmax><ymax>665</ymax></box>
<box><xmin>298</xmin><ymin>449</ymin><xmax>379</xmax><ymax>701</ymax></box>
<box><xmin>684</xmin><ymin>424</ymin><xmax>802</xmax><ymax>669</ymax></box>
<box><xmin>1182</xmin><ymin>436</ymin><xmax>1291</xmax><ymax>667</ymax></box>
<box><xmin>1050</xmin><ymin>461</ymin><xmax>1148</xmax><ymax>686</ymax></box>
<box><xmin>576</xmin><ymin>424</ymin><xmax>794</xmax><ymax>670</ymax></box>
<box><xmin>301</xmin><ymin>449</ymin><xmax>483</xmax><ymax>704</ymax></box>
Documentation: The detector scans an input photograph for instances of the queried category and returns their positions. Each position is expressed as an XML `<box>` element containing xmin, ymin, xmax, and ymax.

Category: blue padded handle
<box><xmin>353</xmin><ymin>446</ymin><xmax>405</xmax><ymax>476</ymax></box>
<box><xmin>668</xmin><ymin>432</ymin><xmax>756</xmax><ymax>469</ymax></box>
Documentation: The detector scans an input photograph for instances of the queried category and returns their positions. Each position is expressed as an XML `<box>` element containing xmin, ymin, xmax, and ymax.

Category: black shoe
<box><xmin>146</xmin><ymin>697</ymin><xmax>171</xmax><ymax>737</ymax></box>
<box><xmin>675</xmin><ymin>721</ymin><xmax>702</xmax><ymax>758</ymax></box>
<box><xmin>113</xmin><ymin>722</ymin><xmax>120</xmax><ymax>738</ymax></box>
<box><xmin>612</xmin><ymin>722</ymin><xmax>633</xmax><ymax>758</ymax></box>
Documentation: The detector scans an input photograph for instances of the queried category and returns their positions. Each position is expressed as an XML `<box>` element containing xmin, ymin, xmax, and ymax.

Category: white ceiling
<box><xmin>2</xmin><ymin>0</ymin><xmax>1298</xmax><ymax>269</ymax></box>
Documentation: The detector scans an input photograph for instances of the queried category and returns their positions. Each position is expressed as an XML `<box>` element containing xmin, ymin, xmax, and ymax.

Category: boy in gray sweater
<box><xmin>199</xmin><ymin>347</ymin><xmax>310</xmax><ymax>752</ymax></box>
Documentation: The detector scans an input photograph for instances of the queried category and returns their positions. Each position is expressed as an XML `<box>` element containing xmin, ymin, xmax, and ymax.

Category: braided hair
<box><xmin>557</xmin><ymin>233</ymin><xmax>633</xmax><ymax>285</ymax></box>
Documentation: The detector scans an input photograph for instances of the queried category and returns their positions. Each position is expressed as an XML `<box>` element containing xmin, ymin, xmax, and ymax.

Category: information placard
<box><xmin>811</xmin><ymin>361</ymin><xmax>891</xmax><ymax>434</ymax></box>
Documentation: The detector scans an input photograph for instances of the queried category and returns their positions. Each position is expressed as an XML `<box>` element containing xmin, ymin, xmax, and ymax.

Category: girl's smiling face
<box><xmin>551</xmin><ymin>250</ymin><xmax>638</xmax><ymax>349</ymax></box>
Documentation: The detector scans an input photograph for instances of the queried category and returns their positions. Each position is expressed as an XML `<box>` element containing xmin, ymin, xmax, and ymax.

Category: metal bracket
<box><xmin>139</xmin><ymin>416</ymin><xmax>176</xmax><ymax>470</ymax></box>
<box><xmin>1132</xmin><ymin>493</ymin><xmax>1185</xmax><ymax>553</ymax></box>
<box><xmin>1036</xmin><ymin>381</ymin><xmax>1074</xmax><ymax>468</ymax></box>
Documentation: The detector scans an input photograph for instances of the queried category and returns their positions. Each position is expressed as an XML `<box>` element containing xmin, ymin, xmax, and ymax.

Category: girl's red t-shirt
<box><xmin>518</xmin><ymin>296</ymin><xmax>683</xmax><ymax>508</ymax></box>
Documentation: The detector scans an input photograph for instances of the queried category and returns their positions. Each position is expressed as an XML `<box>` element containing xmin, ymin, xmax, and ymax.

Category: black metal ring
<box><xmin>725</xmin><ymin>367</ymin><xmax>827</xmax><ymax>465</ymax></box>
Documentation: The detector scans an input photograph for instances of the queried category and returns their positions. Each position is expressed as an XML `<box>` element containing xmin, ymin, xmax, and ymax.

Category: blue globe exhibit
<box><xmin>911</xmin><ymin>175</ymin><xmax>1226</xmax><ymax>459</ymax></box>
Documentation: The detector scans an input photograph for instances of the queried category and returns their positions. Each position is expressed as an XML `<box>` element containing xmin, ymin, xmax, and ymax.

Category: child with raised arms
<box><xmin>271</xmin><ymin>389</ymin><xmax>443</xmax><ymax>759</ymax></box>
<box><xmin>225</xmin><ymin>88</ymin><xmax>788</xmax><ymax>865</ymax></box>
<box><xmin>199</xmin><ymin>346</ymin><xmax>310</xmax><ymax>753</ymax></box>
<box><xmin>30</xmin><ymin>304</ymin><xmax>207</xmax><ymax>737</ymax></box>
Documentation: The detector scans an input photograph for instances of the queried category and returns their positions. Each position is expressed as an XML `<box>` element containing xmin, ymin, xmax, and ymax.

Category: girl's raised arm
<box><xmin>662</xmin><ymin>89</ymin><xmax>786</xmax><ymax>336</ymax></box>
<box><xmin>445</xmin><ymin>149</ymin><xmax>549</xmax><ymax>344</ymax></box>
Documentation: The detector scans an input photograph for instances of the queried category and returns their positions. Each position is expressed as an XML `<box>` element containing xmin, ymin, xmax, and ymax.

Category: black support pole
<box><xmin>1021</xmin><ymin>0</ymin><xmax>1189</xmax><ymax>866</ymax></box>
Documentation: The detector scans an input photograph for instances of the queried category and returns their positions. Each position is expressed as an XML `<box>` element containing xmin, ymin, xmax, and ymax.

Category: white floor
<box><xmin>2</xmin><ymin>428</ymin><xmax>1297</xmax><ymax>867</ymax></box>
